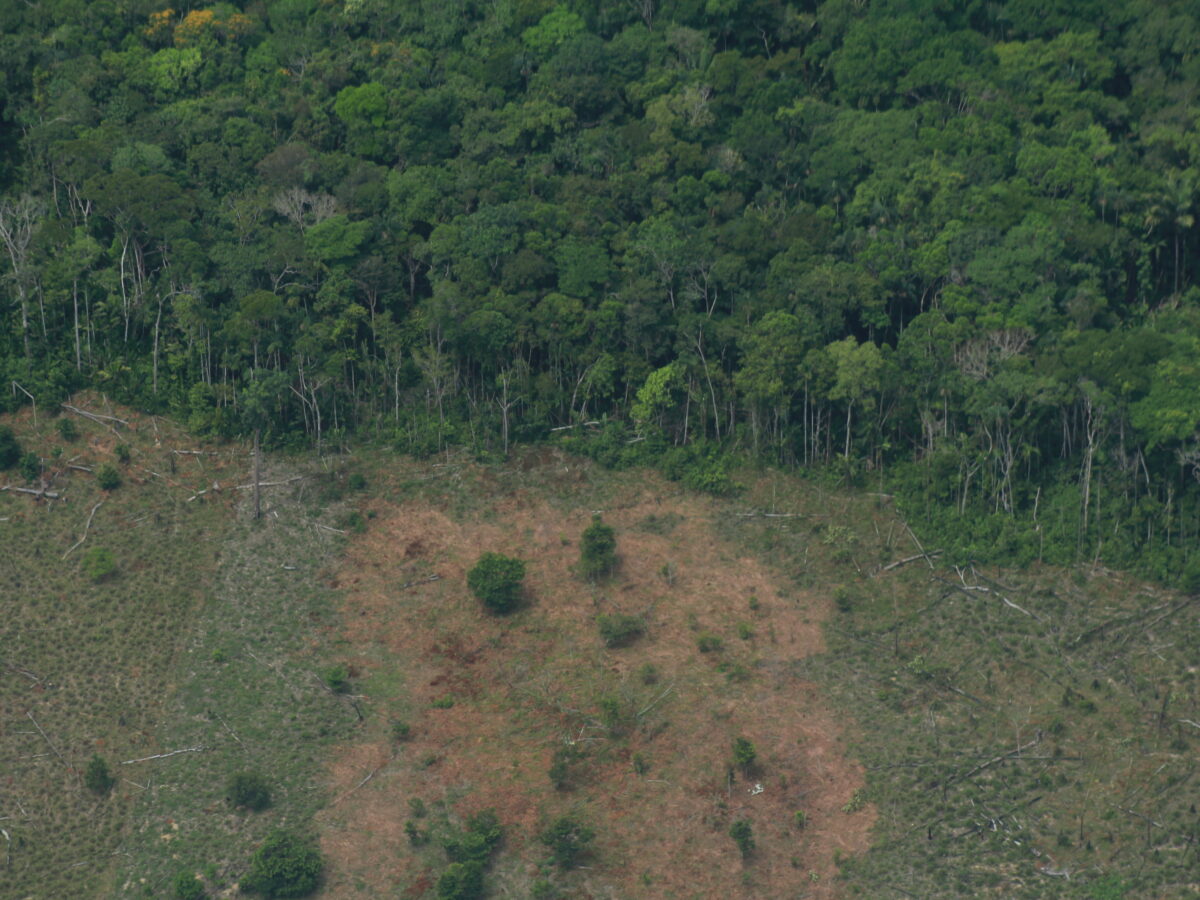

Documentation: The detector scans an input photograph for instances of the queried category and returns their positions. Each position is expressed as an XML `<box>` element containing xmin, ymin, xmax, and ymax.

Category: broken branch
<box><xmin>120</xmin><ymin>747</ymin><xmax>209</xmax><ymax>765</ymax></box>
<box><xmin>62</xmin><ymin>500</ymin><xmax>103</xmax><ymax>559</ymax></box>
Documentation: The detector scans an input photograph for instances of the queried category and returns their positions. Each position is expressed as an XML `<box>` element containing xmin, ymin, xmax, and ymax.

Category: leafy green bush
<box><xmin>96</xmin><ymin>463</ymin><xmax>121</xmax><ymax>490</ymax></box>
<box><xmin>0</xmin><ymin>425</ymin><xmax>21</xmax><ymax>469</ymax></box>
<box><xmin>579</xmin><ymin>515</ymin><xmax>617</xmax><ymax>579</ymax></box>
<box><xmin>697</xmin><ymin>632</ymin><xmax>723</xmax><ymax>653</ymax></box>
<box><xmin>548</xmin><ymin>744</ymin><xmax>581</xmax><ymax>790</ymax></box>
<box><xmin>596</xmin><ymin>613</ymin><xmax>643</xmax><ymax>647</ymax></box>
<box><xmin>173</xmin><ymin>870</ymin><xmax>205</xmax><ymax>900</ymax></box>
<box><xmin>435</xmin><ymin>861</ymin><xmax>484</xmax><ymax>900</ymax></box>
<box><xmin>347</xmin><ymin>472</ymin><xmax>367</xmax><ymax>490</ymax></box>
<box><xmin>729</xmin><ymin>819</ymin><xmax>754</xmax><ymax>857</ymax></box>
<box><xmin>467</xmin><ymin>552</ymin><xmax>526</xmax><ymax>614</ymax></box>
<box><xmin>227</xmin><ymin>772</ymin><xmax>272</xmax><ymax>811</ymax></box>
<box><xmin>18</xmin><ymin>451</ymin><xmax>39</xmax><ymax>482</ymax></box>
<box><xmin>732</xmin><ymin>737</ymin><xmax>757</xmax><ymax>773</ymax></box>
<box><xmin>114</xmin><ymin>442</ymin><xmax>131</xmax><ymax>463</ymax></box>
<box><xmin>391</xmin><ymin>719</ymin><xmax>412</xmax><ymax>742</ymax></box>
<box><xmin>82</xmin><ymin>547</ymin><xmax>116</xmax><ymax>582</ymax></box>
<box><xmin>241</xmin><ymin>830</ymin><xmax>322</xmax><ymax>898</ymax></box>
<box><xmin>539</xmin><ymin>814</ymin><xmax>595</xmax><ymax>868</ymax></box>
<box><xmin>56</xmin><ymin>417</ymin><xmax>78</xmax><ymax>442</ymax></box>
<box><xmin>84</xmin><ymin>755</ymin><xmax>114</xmax><ymax>795</ymax></box>
<box><xmin>323</xmin><ymin>664</ymin><xmax>351</xmax><ymax>693</ymax></box>
<box><xmin>442</xmin><ymin>808</ymin><xmax>503</xmax><ymax>864</ymax></box>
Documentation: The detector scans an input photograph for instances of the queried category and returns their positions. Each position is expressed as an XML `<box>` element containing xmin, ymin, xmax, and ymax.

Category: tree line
<box><xmin>3</xmin><ymin>0</ymin><xmax>1200</xmax><ymax>580</ymax></box>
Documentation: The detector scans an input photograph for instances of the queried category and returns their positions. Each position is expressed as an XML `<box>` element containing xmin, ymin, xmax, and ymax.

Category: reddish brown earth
<box><xmin>316</xmin><ymin>465</ymin><xmax>874</xmax><ymax>898</ymax></box>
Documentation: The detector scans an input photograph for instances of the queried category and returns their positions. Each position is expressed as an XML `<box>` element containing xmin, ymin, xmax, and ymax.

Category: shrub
<box><xmin>539</xmin><ymin>814</ymin><xmax>595</xmax><ymax>868</ymax></box>
<box><xmin>729</xmin><ymin>819</ymin><xmax>755</xmax><ymax>857</ymax></box>
<box><xmin>443</xmin><ymin>808</ymin><xmax>503</xmax><ymax>864</ymax></box>
<box><xmin>596</xmin><ymin>613</ymin><xmax>643</xmax><ymax>648</ymax></box>
<box><xmin>391</xmin><ymin>719</ymin><xmax>412</xmax><ymax>742</ymax></box>
<box><xmin>323</xmin><ymin>664</ymin><xmax>350</xmax><ymax>694</ymax></box>
<box><xmin>173</xmin><ymin>871</ymin><xmax>205</xmax><ymax>900</ymax></box>
<box><xmin>82</xmin><ymin>547</ymin><xmax>116</xmax><ymax>582</ymax></box>
<box><xmin>241</xmin><ymin>830</ymin><xmax>322</xmax><ymax>898</ymax></box>
<box><xmin>18</xmin><ymin>451</ymin><xmax>39</xmax><ymax>483</ymax></box>
<box><xmin>84</xmin><ymin>755</ymin><xmax>114</xmax><ymax>795</ymax></box>
<box><xmin>114</xmin><ymin>443</ymin><xmax>131</xmax><ymax>463</ymax></box>
<box><xmin>435</xmin><ymin>860</ymin><xmax>484</xmax><ymax>900</ymax></box>
<box><xmin>96</xmin><ymin>463</ymin><xmax>121</xmax><ymax>490</ymax></box>
<box><xmin>697</xmin><ymin>632</ymin><xmax>723</xmax><ymax>653</ymax></box>
<box><xmin>347</xmin><ymin>472</ymin><xmax>367</xmax><ymax>490</ymax></box>
<box><xmin>404</xmin><ymin>820</ymin><xmax>429</xmax><ymax>846</ymax></box>
<box><xmin>467</xmin><ymin>552</ymin><xmax>526</xmax><ymax>614</ymax></box>
<box><xmin>732</xmin><ymin>737</ymin><xmax>757</xmax><ymax>774</ymax></box>
<box><xmin>0</xmin><ymin>425</ymin><xmax>21</xmax><ymax>468</ymax></box>
<box><xmin>793</xmin><ymin>810</ymin><xmax>807</xmax><ymax>829</ymax></box>
<box><xmin>548</xmin><ymin>744</ymin><xmax>581</xmax><ymax>790</ymax></box>
<box><xmin>227</xmin><ymin>772</ymin><xmax>272</xmax><ymax>811</ymax></box>
<box><xmin>579</xmin><ymin>515</ymin><xmax>617</xmax><ymax>579</ymax></box>
<box><xmin>56</xmin><ymin>417</ymin><xmax>78</xmax><ymax>442</ymax></box>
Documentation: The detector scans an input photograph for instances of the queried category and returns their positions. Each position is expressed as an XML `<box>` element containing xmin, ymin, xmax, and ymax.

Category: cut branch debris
<box><xmin>120</xmin><ymin>747</ymin><xmax>209</xmax><ymax>765</ymax></box>
<box><xmin>62</xmin><ymin>501</ymin><xmax>102</xmax><ymax>559</ymax></box>
<box><xmin>1</xmin><ymin>485</ymin><xmax>59</xmax><ymax>499</ymax></box>
<box><xmin>62</xmin><ymin>404</ymin><xmax>128</xmax><ymax>428</ymax></box>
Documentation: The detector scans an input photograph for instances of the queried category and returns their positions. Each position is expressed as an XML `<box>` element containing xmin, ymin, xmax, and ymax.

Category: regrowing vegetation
<box><xmin>2</xmin><ymin>1</ymin><xmax>1200</xmax><ymax>898</ymax></box>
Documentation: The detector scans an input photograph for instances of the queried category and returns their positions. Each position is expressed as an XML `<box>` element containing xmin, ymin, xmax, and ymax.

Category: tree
<box><xmin>732</xmin><ymin>736</ymin><xmax>757</xmax><ymax>774</ymax></box>
<box><xmin>0</xmin><ymin>426</ymin><xmax>21</xmax><ymax>469</ymax></box>
<box><xmin>84</xmin><ymin>755</ymin><xmax>114</xmax><ymax>795</ymax></box>
<box><xmin>578</xmin><ymin>515</ymin><xmax>616</xmax><ymax>580</ymax></box>
<box><xmin>241</xmin><ymin>831</ymin><xmax>323</xmax><ymax>898</ymax></box>
<box><xmin>435</xmin><ymin>861</ymin><xmax>484</xmax><ymax>900</ymax></box>
<box><xmin>227</xmin><ymin>772</ymin><xmax>272</xmax><ymax>811</ymax></box>
<box><xmin>539</xmin><ymin>814</ymin><xmax>595</xmax><ymax>868</ymax></box>
<box><xmin>467</xmin><ymin>553</ymin><xmax>526</xmax><ymax>614</ymax></box>
<box><xmin>729</xmin><ymin>819</ymin><xmax>754</xmax><ymax>858</ymax></box>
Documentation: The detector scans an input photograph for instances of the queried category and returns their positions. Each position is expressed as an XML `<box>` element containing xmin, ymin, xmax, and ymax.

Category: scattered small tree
<box><xmin>467</xmin><ymin>552</ymin><xmax>526</xmax><ymax>614</ymax></box>
<box><xmin>596</xmin><ymin>613</ymin><xmax>644</xmax><ymax>647</ymax></box>
<box><xmin>323</xmin><ymin>664</ymin><xmax>351</xmax><ymax>693</ymax></box>
<box><xmin>84</xmin><ymin>754</ymin><xmax>114</xmax><ymax>795</ymax></box>
<box><xmin>56</xmin><ymin>417</ymin><xmax>78</xmax><ymax>442</ymax></box>
<box><xmin>173</xmin><ymin>870</ymin><xmax>206</xmax><ymax>900</ymax></box>
<box><xmin>227</xmin><ymin>772</ymin><xmax>272</xmax><ymax>811</ymax></box>
<box><xmin>0</xmin><ymin>425</ymin><xmax>21</xmax><ymax>468</ymax></box>
<box><xmin>732</xmin><ymin>737</ymin><xmax>757</xmax><ymax>774</ymax></box>
<box><xmin>435</xmin><ymin>860</ymin><xmax>484</xmax><ymax>900</ymax></box>
<box><xmin>578</xmin><ymin>515</ymin><xmax>617</xmax><ymax>580</ymax></box>
<box><xmin>241</xmin><ymin>830</ymin><xmax>323</xmax><ymax>898</ymax></box>
<box><xmin>96</xmin><ymin>463</ymin><xmax>121</xmax><ymax>490</ymax></box>
<box><xmin>539</xmin><ymin>814</ymin><xmax>595</xmax><ymax>868</ymax></box>
<box><xmin>82</xmin><ymin>547</ymin><xmax>116</xmax><ymax>582</ymax></box>
<box><xmin>729</xmin><ymin>819</ymin><xmax>755</xmax><ymax>857</ymax></box>
<box><xmin>18</xmin><ymin>451</ymin><xmax>39</xmax><ymax>483</ymax></box>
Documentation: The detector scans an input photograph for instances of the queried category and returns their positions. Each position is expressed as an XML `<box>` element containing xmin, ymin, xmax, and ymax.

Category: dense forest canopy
<box><xmin>3</xmin><ymin>0</ymin><xmax>1200</xmax><ymax>580</ymax></box>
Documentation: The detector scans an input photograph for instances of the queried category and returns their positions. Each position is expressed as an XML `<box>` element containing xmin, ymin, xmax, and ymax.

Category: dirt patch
<box><xmin>317</xmin><ymin>463</ymin><xmax>874</xmax><ymax>898</ymax></box>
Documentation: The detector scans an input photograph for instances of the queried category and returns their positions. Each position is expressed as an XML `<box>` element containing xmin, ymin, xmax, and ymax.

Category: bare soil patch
<box><xmin>317</xmin><ymin>457</ymin><xmax>873</xmax><ymax>897</ymax></box>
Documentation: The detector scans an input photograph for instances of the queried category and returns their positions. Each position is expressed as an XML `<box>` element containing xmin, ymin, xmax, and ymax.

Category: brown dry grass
<box><xmin>316</xmin><ymin>456</ymin><xmax>873</xmax><ymax>898</ymax></box>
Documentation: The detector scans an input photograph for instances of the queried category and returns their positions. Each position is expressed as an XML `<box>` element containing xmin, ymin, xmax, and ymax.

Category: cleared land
<box><xmin>4</xmin><ymin>404</ymin><xmax>1197</xmax><ymax>899</ymax></box>
<box><xmin>316</xmin><ymin>451</ymin><xmax>873</xmax><ymax>898</ymax></box>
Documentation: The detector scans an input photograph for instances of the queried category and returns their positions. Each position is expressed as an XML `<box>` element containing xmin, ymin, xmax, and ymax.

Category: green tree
<box><xmin>467</xmin><ymin>553</ymin><xmax>526</xmax><ymax>614</ymax></box>
<box><xmin>227</xmin><ymin>772</ymin><xmax>272</xmax><ymax>811</ymax></box>
<box><xmin>578</xmin><ymin>515</ymin><xmax>617</xmax><ymax>580</ymax></box>
<box><xmin>84</xmin><ymin>755</ymin><xmax>114</xmax><ymax>794</ymax></box>
<box><xmin>539</xmin><ymin>814</ymin><xmax>595</xmax><ymax>868</ymax></box>
<box><xmin>729</xmin><ymin>819</ymin><xmax>754</xmax><ymax>858</ymax></box>
<box><xmin>241</xmin><ymin>831</ymin><xmax>323</xmax><ymax>898</ymax></box>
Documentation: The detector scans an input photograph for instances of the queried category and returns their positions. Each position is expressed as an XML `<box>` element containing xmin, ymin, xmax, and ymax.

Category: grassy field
<box><xmin>0</xmin><ymin>398</ymin><xmax>234</xmax><ymax>899</ymax></box>
<box><xmin>3</xmin><ymin>405</ymin><xmax>1196</xmax><ymax>899</ymax></box>
<box><xmin>724</xmin><ymin>471</ymin><xmax>1200</xmax><ymax>899</ymax></box>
